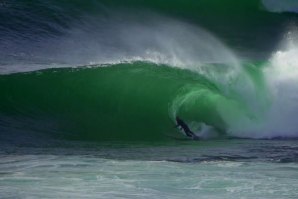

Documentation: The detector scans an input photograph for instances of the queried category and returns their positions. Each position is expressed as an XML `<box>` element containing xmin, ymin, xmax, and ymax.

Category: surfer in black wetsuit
<box><xmin>175</xmin><ymin>116</ymin><xmax>198</xmax><ymax>139</ymax></box>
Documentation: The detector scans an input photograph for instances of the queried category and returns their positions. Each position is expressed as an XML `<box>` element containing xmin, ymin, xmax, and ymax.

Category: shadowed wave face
<box><xmin>0</xmin><ymin>63</ymin><xmax>228</xmax><ymax>141</ymax></box>
<box><xmin>1</xmin><ymin>0</ymin><xmax>298</xmax><ymax>142</ymax></box>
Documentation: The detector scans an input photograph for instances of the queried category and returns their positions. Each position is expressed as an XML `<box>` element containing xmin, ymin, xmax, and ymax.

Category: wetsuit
<box><xmin>175</xmin><ymin>117</ymin><xmax>197</xmax><ymax>138</ymax></box>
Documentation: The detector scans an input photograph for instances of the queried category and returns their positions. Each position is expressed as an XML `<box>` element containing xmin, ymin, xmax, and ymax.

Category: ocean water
<box><xmin>1</xmin><ymin>0</ymin><xmax>298</xmax><ymax>198</ymax></box>
<box><xmin>1</xmin><ymin>140</ymin><xmax>298</xmax><ymax>199</ymax></box>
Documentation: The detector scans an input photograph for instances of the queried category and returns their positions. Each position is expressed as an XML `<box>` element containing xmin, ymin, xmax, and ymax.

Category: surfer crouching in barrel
<box><xmin>175</xmin><ymin>116</ymin><xmax>199</xmax><ymax>140</ymax></box>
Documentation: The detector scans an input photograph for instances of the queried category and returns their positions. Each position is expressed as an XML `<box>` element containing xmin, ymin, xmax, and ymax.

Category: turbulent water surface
<box><xmin>1</xmin><ymin>0</ymin><xmax>298</xmax><ymax>198</ymax></box>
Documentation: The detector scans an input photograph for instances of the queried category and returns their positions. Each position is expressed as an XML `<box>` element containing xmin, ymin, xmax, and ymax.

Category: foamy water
<box><xmin>1</xmin><ymin>140</ymin><xmax>298</xmax><ymax>199</ymax></box>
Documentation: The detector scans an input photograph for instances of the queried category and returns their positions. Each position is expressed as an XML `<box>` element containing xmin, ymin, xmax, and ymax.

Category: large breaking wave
<box><xmin>1</xmin><ymin>0</ymin><xmax>298</xmax><ymax>142</ymax></box>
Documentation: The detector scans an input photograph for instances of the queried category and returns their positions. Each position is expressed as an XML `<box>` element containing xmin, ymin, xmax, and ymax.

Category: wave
<box><xmin>0</xmin><ymin>55</ymin><xmax>296</xmax><ymax>141</ymax></box>
<box><xmin>0</xmin><ymin>62</ymin><xmax>227</xmax><ymax>141</ymax></box>
<box><xmin>3</xmin><ymin>42</ymin><xmax>298</xmax><ymax>141</ymax></box>
<box><xmin>1</xmin><ymin>1</ymin><xmax>298</xmax><ymax>142</ymax></box>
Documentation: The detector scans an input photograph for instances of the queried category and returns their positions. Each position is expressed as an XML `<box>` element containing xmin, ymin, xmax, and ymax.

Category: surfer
<box><xmin>175</xmin><ymin>116</ymin><xmax>199</xmax><ymax>139</ymax></box>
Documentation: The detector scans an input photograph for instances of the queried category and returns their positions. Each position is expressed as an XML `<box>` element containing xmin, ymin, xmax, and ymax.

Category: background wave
<box><xmin>1</xmin><ymin>0</ymin><xmax>297</xmax><ymax>73</ymax></box>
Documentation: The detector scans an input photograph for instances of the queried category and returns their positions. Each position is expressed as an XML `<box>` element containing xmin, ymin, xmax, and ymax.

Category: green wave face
<box><xmin>0</xmin><ymin>62</ymin><xmax>269</xmax><ymax>141</ymax></box>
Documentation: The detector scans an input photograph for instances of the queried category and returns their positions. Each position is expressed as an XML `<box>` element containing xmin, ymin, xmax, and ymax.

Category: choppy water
<box><xmin>1</xmin><ymin>140</ymin><xmax>298</xmax><ymax>199</ymax></box>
